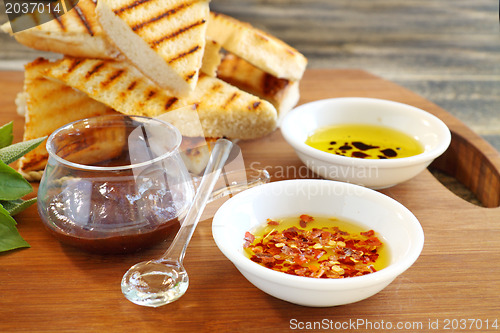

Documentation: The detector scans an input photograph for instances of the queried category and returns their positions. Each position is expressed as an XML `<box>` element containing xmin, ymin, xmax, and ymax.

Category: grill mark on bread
<box><xmin>164</xmin><ymin>97</ymin><xmax>178</xmax><ymax>110</ymax></box>
<box><xmin>66</xmin><ymin>58</ymin><xmax>85</xmax><ymax>74</ymax></box>
<box><xmin>53</xmin><ymin>14</ymin><xmax>65</xmax><ymax>31</ymax></box>
<box><xmin>127</xmin><ymin>81</ymin><xmax>138</xmax><ymax>91</ymax></box>
<box><xmin>85</xmin><ymin>61</ymin><xmax>105</xmax><ymax>79</ymax></box>
<box><xmin>150</xmin><ymin>19</ymin><xmax>205</xmax><ymax>47</ymax></box>
<box><xmin>130</xmin><ymin>1</ymin><xmax>194</xmax><ymax>31</ymax></box>
<box><xmin>145</xmin><ymin>89</ymin><xmax>157</xmax><ymax>100</ymax></box>
<box><xmin>197</xmin><ymin>79</ymin><xmax>223</xmax><ymax>105</ymax></box>
<box><xmin>73</xmin><ymin>3</ymin><xmax>94</xmax><ymax>36</ymax></box>
<box><xmin>168</xmin><ymin>45</ymin><xmax>200</xmax><ymax>64</ymax></box>
<box><xmin>222</xmin><ymin>92</ymin><xmax>239</xmax><ymax>110</ymax></box>
<box><xmin>114</xmin><ymin>0</ymin><xmax>152</xmax><ymax>15</ymax></box>
<box><xmin>250</xmin><ymin>101</ymin><xmax>261</xmax><ymax>110</ymax></box>
<box><xmin>210</xmin><ymin>81</ymin><xmax>223</xmax><ymax>93</ymax></box>
<box><xmin>185</xmin><ymin>71</ymin><xmax>196</xmax><ymax>82</ymax></box>
<box><xmin>101</xmin><ymin>69</ymin><xmax>125</xmax><ymax>88</ymax></box>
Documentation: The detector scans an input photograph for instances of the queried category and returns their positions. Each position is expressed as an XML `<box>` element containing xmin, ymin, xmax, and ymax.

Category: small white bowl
<box><xmin>212</xmin><ymin>179</ymin><xmax>424</xmax><ymax>307</ymax></box>
<box><xmin>280</xmin><ymin>97</ymin><xmax>451</xmax><ymax>189</ymax></box>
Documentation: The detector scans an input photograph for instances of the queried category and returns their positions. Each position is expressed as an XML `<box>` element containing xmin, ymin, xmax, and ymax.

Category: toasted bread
<box><xmin>18</xmin><ymin>58</ymin><xmax>118</xmax><ymax>175</ymax></box>
<box><xmin>18</xmin><ymin>58</ymin><xmax>218</xmax><ymax>176</ymax></box>
<box><xmin>45</xmin><ymin>56</ymin><xmax>278</xmax><ymax>140</ymax></box>
<box><xmin>1</xmin><ymin>0</ymin><xmax>120</xmax><ymax>59</ymax></box>
<box><xmin>201</xmin><ymin>39</ymin><xmax>222</xmax><ymax>77</ymax></box>
<box><xmin>207</xmin><ymin>12</ymin><xmax>307</xmax><ymax>81</ymax></box>
<box><xmin>96</xmin><ymin>0</ymin><xmax>210</xmax><ymax>96</ymax></box>
<box><xmin>179</xmin><ymin>136</ymin><xmax>217</xmax><ymax>175</ymax></box>
<box><xmin>217</xmin><ymin>52</ymin><xmax>299</xmax><ymax>123</ymax></box>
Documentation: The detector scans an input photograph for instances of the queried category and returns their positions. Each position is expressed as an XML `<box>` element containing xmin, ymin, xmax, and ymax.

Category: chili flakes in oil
<box><xmin>243</xmin><ymin>215</ymin><xmax>383</xmax><ymax>279</ymax></box>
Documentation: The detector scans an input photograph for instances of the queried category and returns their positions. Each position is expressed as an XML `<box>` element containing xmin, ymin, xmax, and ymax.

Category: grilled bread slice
<box><xmin>96</xmin><ymin>0</ymin><xmax>210</xmax><ymax>96</ymax></box>
<box><xmin>207</xmin><ymin>12</ymin><xmax>307</xmax><ymax>81</ymax></box>
<box><xmin>45</xmin><ymin>57</ymin><xmax>278</xmax><ymax>139</ymax></box>
<box><xmin>18</xmin><ymin>58</ymin><xmax>118</xmax><ymax>175</ymax></box>
<box><xmin>0</xmin><ymin>0</ymin><xmax>120</xmax><ymax>59</ymax></box>
<box><xmin>217</xmin><ymin>52</ymin><xmax>299</xmax><ymax>123</ymax></box>
<box><xmin>17</xmin><ymin>58</ymin><xmax>218</xmax><ymax>175</ymax></box>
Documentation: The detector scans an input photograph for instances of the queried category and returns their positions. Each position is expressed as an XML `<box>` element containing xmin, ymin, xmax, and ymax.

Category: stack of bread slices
<box><xmin>1</xmin><ymin>0</ymin><xmax>307</xmax><ymax>179</ymax></box>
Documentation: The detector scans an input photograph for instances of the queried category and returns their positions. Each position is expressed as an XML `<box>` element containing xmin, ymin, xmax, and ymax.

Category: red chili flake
<box><xmin>252</xmin><ymin>246</ymin><xmax>263</xmax><ymax>254</ymax></box>
<box><xmin>243</xmin><ymin>231</ymin><xmax>256</xmax><ymax>248</ymax></box>
<box><xmin>282</xmin><ymin>227</ymin><xmax>299</xmax><ymax>240</ymax></box>
<box><xmin>294</xmin><ymin>254</ymin><xmax>308</xmax><ymax>265</ymax></box>
<box><xmin>360</xmin><ymin>230</ymin><xmax>375</xmax><ymax>237</ymax></box>
<box><xmin>300</xmin><ymin>214</ymin><xmax>314</xmax><ymax>223</ymax></box>
<box><xmin>308</xmin><ymin>264</ymin><xmax>319</xmax><ymax>272</ymax></box>
<box><xmin>267</xmin><ymin>246</ymin><xmax>281</xmax><ymax>256</ymax></box>
<box><xmin>244</xmin><ymin>231</ymin><xmax>255</xmax><ymax>243</ymax></box>
<box><xmin>294</xmin><ymin>267</ymin><xmax>308</xmax><ymax>276</ymax></box>
<box><xmin>256</xmin><ymin>253</ymin><xmax>275</xmax><ymax>265</ymax></box>
<box><xmin>312</xmin><ymin>268</ymin><xmax>326</xmax><ymax>278</ymax></box>
<box><xmin>310</xmin><ymin>229</ymin><xmax>322</xmax><ymax>239</ymax></box>
<box><xmin>267</xmin><ymin>219</ymin><xmax>280</xmax><ymax>226</ymax></box>
<box><xmin>366</xmin><ymin>237</ymin><xmax>382</xmax><ymax>247</ymax></box>
<box><xmin>299</xmin><ymin>215</ymin><xmax>314</xmax><ymax>228</ymax></box>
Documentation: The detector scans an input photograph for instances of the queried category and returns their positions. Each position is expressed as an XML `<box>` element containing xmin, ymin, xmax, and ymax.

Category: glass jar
<box><xmin>37</xmin><ymin>115</ymin><xmax>194</xmax><ymax>254</ymax></box>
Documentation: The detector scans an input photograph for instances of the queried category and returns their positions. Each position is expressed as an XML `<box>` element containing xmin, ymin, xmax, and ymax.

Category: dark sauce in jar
<box><xmin>44</xmin><ymin>216</ymin><xmax>180</xmax><ymax>254</ymax></box>
<box><xmin>41</xmin><ymin>155</ymin><xmax>188</xmax><ymax>254</ymax></box>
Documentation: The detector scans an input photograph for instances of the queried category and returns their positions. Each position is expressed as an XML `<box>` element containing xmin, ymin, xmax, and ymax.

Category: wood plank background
<box><xmin>2</xmin><ymin>0</ymin><xmax>499</xmax><ymax>151</ymax></box>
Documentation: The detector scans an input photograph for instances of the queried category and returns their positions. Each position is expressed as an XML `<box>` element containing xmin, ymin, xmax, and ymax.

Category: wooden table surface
<box><xmin>1</xmin><ymin>69</ymin><xmax>500</xmax><ymax>332</ymax></box>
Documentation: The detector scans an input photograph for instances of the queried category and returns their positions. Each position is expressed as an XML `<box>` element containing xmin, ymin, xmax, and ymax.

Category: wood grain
<box><xmin>1</xmin><ymin>69</ymin><xmax>499</xmax><ymax>332</ymax></box>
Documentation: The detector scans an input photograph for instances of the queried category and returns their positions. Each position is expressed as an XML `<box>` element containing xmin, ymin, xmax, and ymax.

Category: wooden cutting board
<box><xmin>1</xmin><ymin>69</ymin><xmax>499</xmax><ymax>332</ymax></box>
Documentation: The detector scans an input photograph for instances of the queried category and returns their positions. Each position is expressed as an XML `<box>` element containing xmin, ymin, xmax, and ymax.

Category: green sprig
<box><xmin>0</xmin><ymin>122</ymin><xmax>46</xmax><ymax>253</ymax></box>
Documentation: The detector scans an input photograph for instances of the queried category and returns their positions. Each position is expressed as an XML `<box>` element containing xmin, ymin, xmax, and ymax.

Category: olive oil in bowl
<box><xmin>305</xmin><ymin>124</ymin><xmax>424</xmax><ymax>159</ymax></box>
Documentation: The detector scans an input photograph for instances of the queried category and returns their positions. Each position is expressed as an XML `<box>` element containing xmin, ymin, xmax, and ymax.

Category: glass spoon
<box><xmin>121</xmin><ymin>138</ymin><xmax>233</xmax><ymax>307</ymax></box>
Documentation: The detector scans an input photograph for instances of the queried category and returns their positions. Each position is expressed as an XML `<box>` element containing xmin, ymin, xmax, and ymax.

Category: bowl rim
<box><xmin>212</xmin><ymin>179</ymin><xmax>425</xmax><ymax>290</ymax></box>
<box><xmin>280</xmin><ymin>97</ymin><xmax>451</xmax><ymax>168</ymax></box>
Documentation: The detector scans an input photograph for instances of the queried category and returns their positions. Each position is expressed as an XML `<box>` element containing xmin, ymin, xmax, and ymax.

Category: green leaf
<box><xmin>0</xmin><ymin>136</ymin><xmax>46</xmax><ymax>165</ymax></box>
<box><xmin>0</xmin><ymin>197</ymin><xmax>37</xmax><ymax>216</ymax></box>
<box><xmin>0</xmin><ymin>122</ymin><xmax>13</xmax><ymax>148</ymax></box>
<box><xmin>0</xmin><ymin>160</ymin><xmax>33</xmax><ymax>200</ymax></box>
<box><xmin>0</xmin><ymin>203</ymin><xmax>17</xmax><ymax>225</ymax></box>
<box><xmin>0</xmin><ymin>207</ymin><xmax>30</xmax><ymax>252</ymax></box>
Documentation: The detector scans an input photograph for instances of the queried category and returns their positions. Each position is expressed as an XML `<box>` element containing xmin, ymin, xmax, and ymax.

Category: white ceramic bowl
<box><xmin>281</xmin><ymin>97</ymin><xmax>451</xmax><ymax>189</ymax></box>
<box><xmin>212</xmin><ymin>179</ymin><xmax>424</xmax><ymax>307</ymax></box>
